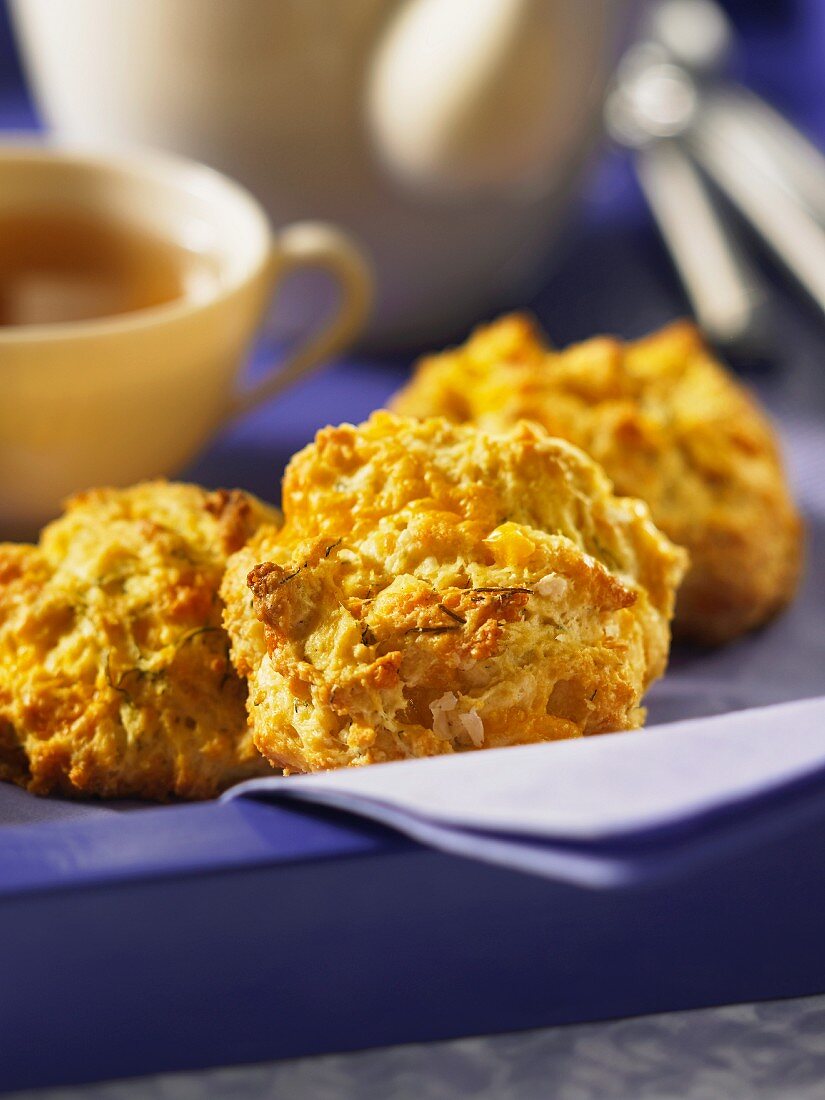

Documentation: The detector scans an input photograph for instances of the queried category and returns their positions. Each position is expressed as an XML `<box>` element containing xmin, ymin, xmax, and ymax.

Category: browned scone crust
<box><xmin>221</xmin><ymin>413</ymin><xmax>686</xmax><ymax>773</ymax></box>
<box><xmin>0</xmin><ymin>482</ymin><xmax>279</xmax><ymax>800</ymax></box>
<box><xmin>392</xmin><ymin>314</ymin><xmax>803</xmax><ymax>645</ymax></box>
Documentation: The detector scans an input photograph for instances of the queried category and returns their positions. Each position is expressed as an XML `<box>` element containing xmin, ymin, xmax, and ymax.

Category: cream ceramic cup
<box><xmin>0</xmin><ymin>146</ymin><xmax>372</xmax><ymax>538</ymax></box>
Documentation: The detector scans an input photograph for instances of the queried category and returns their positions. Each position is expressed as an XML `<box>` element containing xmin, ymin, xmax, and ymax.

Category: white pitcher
<box><xmin>11</xmin><ymin>0</ymin><xmax>631</xmax><ymax>347</ymax></box>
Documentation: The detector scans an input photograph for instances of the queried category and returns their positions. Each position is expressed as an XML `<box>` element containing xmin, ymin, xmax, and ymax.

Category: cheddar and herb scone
<box><xmin>221</xmin><ymin>413</ymin><xmax>686</xmax><ymax>773</ymax></box>
<box><xmin>392</xmin><ymin>315</ymin><xmax>802</xmax><ymax>645</ymax></box>
<box><xmin>0</xmin><ymin>482</ymin><xmax>279</xmax><ymax>800</ymax></box>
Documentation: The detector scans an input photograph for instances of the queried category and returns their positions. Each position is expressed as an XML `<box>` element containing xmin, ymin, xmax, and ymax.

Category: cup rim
<box><xmin>0</xmin><ymin>141</ymin><xmax>273</xmax><ymax>345</ymax></box>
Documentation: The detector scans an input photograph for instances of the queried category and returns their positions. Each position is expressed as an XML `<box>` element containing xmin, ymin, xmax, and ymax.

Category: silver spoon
<box><xmin>606</xmin><ymin>44</ymin><xmax>771</xmax><ymax>354</ymax></box>
<box><xmin>650</xmin><ymin>0</ymin><xmax>825</xmax><ymax>318</ymax></box>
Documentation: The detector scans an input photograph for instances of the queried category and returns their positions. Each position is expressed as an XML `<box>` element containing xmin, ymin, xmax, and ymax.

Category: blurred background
<box><xmin>2</xmin><ymin>6</ymin><xmax>825</xmax><ymax>1096</ymax></box>
<box><xmin>1</xmin><ymin>0</ymin><xmax>823</xmax><ymax>501</ymax></box>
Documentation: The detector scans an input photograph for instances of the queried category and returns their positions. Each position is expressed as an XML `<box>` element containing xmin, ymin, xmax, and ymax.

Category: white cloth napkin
<box><xmin>226</xmin><ymin>696</ymin><xmax>825</xmax><ymax>886</ymax></box>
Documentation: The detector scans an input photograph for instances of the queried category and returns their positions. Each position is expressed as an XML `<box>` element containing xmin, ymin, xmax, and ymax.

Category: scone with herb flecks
<box><xmin>221</xmin><ymin>413</ymin><xmax>686</xmax><ymax>773</ymax></box>
<box><xmin>392</xmin><ymin>314</ymin><xmax>802</xmax><ymax>644</ymax></box>
<box><xmin>0</xmin><ymin>481</ymin><xmax>279</xmax><ymax>799</ymax></box>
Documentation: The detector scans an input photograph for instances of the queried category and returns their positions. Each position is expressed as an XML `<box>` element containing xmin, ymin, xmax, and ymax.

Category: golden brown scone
<box><xmin>221</xmin><ymin>413</ymin><xmax>686</xmax><ymax>773</ymax></box>
<box><xmin>0</xmin><ymin>482</ymin><xmax>280</xmax><ymax>800</ymax></box>
<box><xmin>392</xmin><ymin>314</ymin><xmax>803</xmax><ymax>645</ymax></box>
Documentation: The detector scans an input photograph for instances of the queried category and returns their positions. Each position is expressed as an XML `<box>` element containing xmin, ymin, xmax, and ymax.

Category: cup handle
<box><xmin>226</xmin><ymin>222</ymin><xmax>373</xmax><ymax>421</ymax></box>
